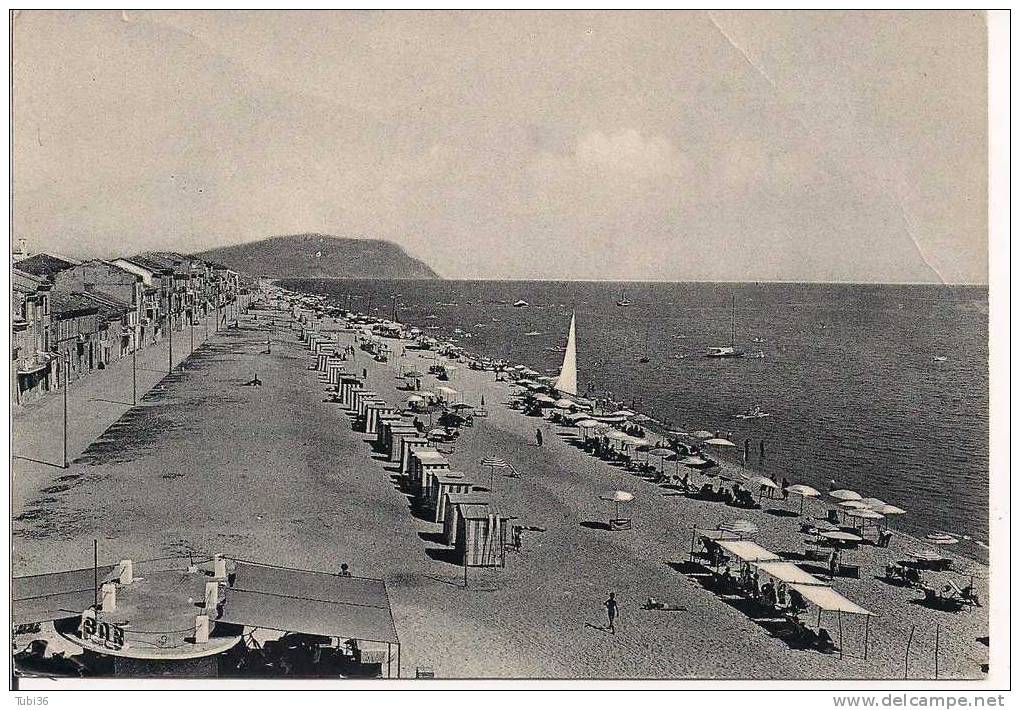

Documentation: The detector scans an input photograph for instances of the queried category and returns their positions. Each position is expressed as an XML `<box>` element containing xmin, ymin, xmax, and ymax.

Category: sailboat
<box><xmin>705</xmin><ymin>296</ymin><xmax>745</xmax><ymax>358</ymax></box>
<box><xmin>616</xmin><ymin>288</ymin><xmax>632</xmax><ymax>307</ymax></box>
<box><xmin>554</xmin><ymin>311</ymin><xmax>578</xmax><ymax>396</ymax></box>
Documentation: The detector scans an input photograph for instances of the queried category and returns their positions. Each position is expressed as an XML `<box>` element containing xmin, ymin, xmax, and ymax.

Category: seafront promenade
<box><xmin>11</xmin><ymin>299</ymin><xmax>989</xmax><ymax>679</ymax></box>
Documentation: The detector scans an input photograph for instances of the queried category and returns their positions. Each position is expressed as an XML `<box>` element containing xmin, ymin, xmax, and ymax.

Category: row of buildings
<box><xmin>11</xmin><ymin>247</ymin><xmax>251</xmax><ymax>406</ymax></box>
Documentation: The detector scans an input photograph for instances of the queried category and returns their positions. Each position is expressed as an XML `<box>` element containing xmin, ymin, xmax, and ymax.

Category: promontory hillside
<box><xmin>196</xmin><ymin>234</ymin><xmax>440</xmax><ymax>279</ymax></box>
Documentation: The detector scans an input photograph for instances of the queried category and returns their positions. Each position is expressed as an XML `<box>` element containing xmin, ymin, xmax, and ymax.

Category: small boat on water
<box><xmin>617</xmin><ymin>288</ymin><xmax>632</xmax><ymax>307</ymax></box>
<box><xmin>748</xmin><ymin>350</ymin><xmax>765</xmax><ymax>359</ymax></box>
<box><xmin>638</xmin><ymin>356</ymin><xmax>650</xmax><ymax>363</ymax></box>
<box><xmin>524</xmin><ymin>331</ymin><xmax>542</xmax><ymax>337</ymax></box>
<box><xmin>735</xmin><ymin>405</ymin><xmax>770</xmax><ymax>420</ymax></box>
<box><xmin>932</xmin><ymin>355</ymin><xmax>948</xmax><ymax>363</ymax></box>
<box><xmin>513</xmin><ymin>300</ymin><xmax>529</xmax><ymax>308</ymax></box>
<box><xmin>705</xmin><ymin>296</ymin><xmax>745</xmax><ymax>358</ymax></box>
<box><xmin>752</xmin><ymin>336</ymin><xmax>767</xmax><ymax>343</ymax></box>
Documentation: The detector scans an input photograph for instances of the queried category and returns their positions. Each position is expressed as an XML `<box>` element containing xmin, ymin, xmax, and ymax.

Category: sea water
<box><xmin>278</xmin><ymin>279</ymin><xmax>989</xmax><ymax>548</ymax></box>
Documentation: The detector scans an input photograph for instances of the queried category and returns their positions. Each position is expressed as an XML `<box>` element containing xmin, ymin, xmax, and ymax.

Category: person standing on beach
<box><xmin>604</xmin><ymin>592</ymin><xmax>619</xmax><ymax>634</ymax></box>
<box><xmin>536</xmin><ymin>428</ymin><xmax>543</xmax><ymax>447</ymax></box>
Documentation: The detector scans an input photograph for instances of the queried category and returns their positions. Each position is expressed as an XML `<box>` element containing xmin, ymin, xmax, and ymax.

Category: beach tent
<box><xmin>786</xmin><ymin>583</ymin><xmax>874</xmax><ymax>660</ymax></box>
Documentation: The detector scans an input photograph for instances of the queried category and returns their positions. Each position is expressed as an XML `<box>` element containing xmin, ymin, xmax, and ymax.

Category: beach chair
<box><xmin>945</xmin><ymin>580</ymin><xmax>981</xmax><ymax>607</ymax></box>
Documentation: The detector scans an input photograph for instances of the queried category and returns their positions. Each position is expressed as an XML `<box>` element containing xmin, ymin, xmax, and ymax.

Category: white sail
<box><xmin>554</xmin><ymin>311</ymin><xmax>577</xmax><ymax>396</ymax></box>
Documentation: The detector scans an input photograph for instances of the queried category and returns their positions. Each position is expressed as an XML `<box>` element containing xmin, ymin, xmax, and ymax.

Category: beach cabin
<box><xmin>442</xmin><ymin>493</ymin><xmax>491</xmax><ymax>545</ymax></box>
<box><xmin>339</xmin><ymin>377</ymin><xmax>363</xmax><ymax>408</ymax></box>
<box><xmin>359</xmin><ymin>400</ymin><xmax>387</xmax><ymax>433</ymax></box>
<box><xmin>326</xmin><ymin>358</ymin><xmax>347</xmax><ymax>385</ymax></box>
<box><xmin>456</xmin><ymin>503</ymin><xmax>510</xmax><ymax>568</ymax></box>
<box><xmin>365</xmin><ymin>403</ymin><xmax>396</xmax><ymax>436</ymax></box>
<box><xmin>376</xmin><ymin>414</ymin><xmax>405</xmax><ymax>447</ymax></box>
<box><xmin>399</xmin><ymin>437</ymin><xmax>431</xmax><ymax>475</ymax></box>
<box><xmin>351</xmin><ymin>390</ymin><xmax>378</xmax><ymax>416</ymax></box>
<box><xmin>431</xmin><ymin>474</ymin><xmax>473</xmax><ymax>522</ymax></box>
<box><xmin>410</xmin><ymin>450</ymin><xmax>451</xmax><ymax>501</ymax></box>
<box><xmin>385</xmin><ymin>425</ymin><xmax>419</xmax><ymax>462</ymax></box>
<box><xmin>316</xmin><ymin>349</ymin><xmax>335</xmax><ymax>373</ymax></box>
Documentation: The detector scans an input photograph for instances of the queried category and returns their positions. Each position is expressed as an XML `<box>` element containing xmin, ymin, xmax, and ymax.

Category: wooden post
<box><xmin>93</xmin><ymin>539</ymin><xmax>98</xmax><ymax>611</ymax></box>
<box><xmin>904</xmin><ymin>625</ymin><xmax>916</xmax><ymax>679</ymax></box>
<box><xmin>838</xmin><ymin>610</ymin><xmax>844</xmax><ymax>660</ymax></box>
<box><xmin>935</xmin><ymin>623</ymin><xmax>940</xmax><ymax>678</ymax></box>
<box><xmin>864</xmin><ymin>614</ymin><xmax>870</xmax><ymax>660</ymax></box>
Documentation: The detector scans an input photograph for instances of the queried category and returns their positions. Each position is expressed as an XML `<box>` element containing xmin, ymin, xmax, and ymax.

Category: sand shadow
<box><xmin>584</xmin><ymin>623</ymin><xmax>614</xmax><ymax>635</ymax></box>
<box><xmin>418</xmin><ymin>531</ymin><xmax>446</xmax><ymax>544</ymax></box>
<box><xmin>425</xmin><ymin>547</ymin><xmax>462</xmax><ymax>565</ymax></box>
<box><xmin>12</xmin><ymin>455</ymin><xmax>64</xmax><ymax>469</ymax></box>
<box><xmin>580</xmin><ymin>521</ymin><xmax>611</xmax><ymax>531</ymax></box>
<box><xmin>765</xmin><ymin>508</ymin><xmax>800</xmax><ymax>518</ymax></box>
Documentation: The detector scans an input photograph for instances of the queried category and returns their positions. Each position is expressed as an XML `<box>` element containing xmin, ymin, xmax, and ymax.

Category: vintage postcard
<box><xmin>6</xmin><ymin>8</ymin><xmax>1009</xmax><ymax>700</ymax></box>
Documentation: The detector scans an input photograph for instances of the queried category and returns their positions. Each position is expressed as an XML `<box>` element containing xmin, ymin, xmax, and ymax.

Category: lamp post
<box><xmin>132</xmin><ymin>326</ymin><xmax>138</xmax><ymax>406</ymax></box>
<box><xmin>62</xmin><ymin>356</ymin><xmax>68</xmax><ymax>468</ymax></box>
<box><xmin>167</xmin><ymin>310</ymin><xmax>173</xmax><ymax>373</ymax></box>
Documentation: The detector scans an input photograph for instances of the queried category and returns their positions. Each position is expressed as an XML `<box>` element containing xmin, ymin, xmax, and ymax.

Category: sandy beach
<box><xmin>12</xmin><ymin>298</ymin><xmax>989</xmax><ymax>680</ymax></box>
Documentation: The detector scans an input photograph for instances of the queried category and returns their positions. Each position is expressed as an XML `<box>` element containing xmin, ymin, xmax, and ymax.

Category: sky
<box><xmin>13</xmin><ymin>10</ymin><xmax>988</xmax><ymax>283</ymax></box>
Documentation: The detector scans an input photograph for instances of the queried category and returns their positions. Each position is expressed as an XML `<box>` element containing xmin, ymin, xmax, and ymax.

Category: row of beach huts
<box><xmin>301</xmin><ymin>323</ymin><xmax>512</xmax><ymax>570</ymax></box>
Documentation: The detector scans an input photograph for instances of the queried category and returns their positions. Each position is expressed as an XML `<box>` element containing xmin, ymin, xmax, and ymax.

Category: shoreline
<box><xmin>280</xmin><ymin>280</ymin><xmax>989</xmax><ymax>566</ymax></box>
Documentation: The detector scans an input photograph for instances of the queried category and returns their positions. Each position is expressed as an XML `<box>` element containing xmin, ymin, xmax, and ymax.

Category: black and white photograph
<box><xmin>6</xmin><ymin>8</ymin><xmax>1010</xmax><ymax>698</ymax></box>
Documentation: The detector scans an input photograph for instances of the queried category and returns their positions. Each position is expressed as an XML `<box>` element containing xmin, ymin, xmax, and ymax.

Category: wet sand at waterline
<box><xmin>12</xmin><ymin>308</ymin><xmax>988</xmax><ymax>679</ymax></box>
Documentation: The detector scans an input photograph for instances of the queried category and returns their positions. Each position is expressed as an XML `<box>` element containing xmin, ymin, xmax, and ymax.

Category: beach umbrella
<box><xmin>908</xmin><ymin>549</ymin><xmax>949</xmax><ymax>563</ymax></box>
<box><xmin>628</xmin><ymin>437</ymin><xmax>652</xmax><ymax>448</ymax></box>
<box><xmin>829</xmin><ymin>489</ymin><xmax>863</xmax><ymax>501</ymax></box>
<box><xmin>872</xmin><ymin>503</ymin><xmax>906</xmax><ymax>516</ymax></box>
<box><xmin>605</xmin><ymin>429</ymin><xmax>629</xmax><ymax>441</ymax></box>
<box><xmin>846</xmin><ymin>508</ymin><xmax>885</xmax><ymax>521</ymax></box>
<box><xmin>646</xmin><ymin>447</ymin><xmax>674</xmax><ymax>473</ymax></box>
<box><xmin>480</xmin><ymin>456</ymin><xmax>512</xmax><ymax>489</ymax></box>
<box><xmin>406</xmin><ymin>395</ymin><xmax>424</xmax><ymax>404</ymax></box>
<box><xmin>785</xmin><ymin>483</ymin><xmax>821</xmax><ymax>514</ymax></box>
<box><xmin>704</xmin><ymin>438</ymin><xmax>736</xmax><ymax>447</ymax></box>
<box><xmin>926</xmin><ymin>533</ymin><xmax>960</xmax><ymax>546</ymax></box>
<box><xmin>600</xmin><ymin>490</ymin><xmax>634</xmax><ymax>522</ymax></box>
<box><xmin>533</xmin><ymin>394</ymin><xmax>555</xmax><ymax>404</ymax></box>
<box><xmin>554</xmin><ymin>398</ymin><xmax>575</xmax><ymax>409</ymax></box>
<box><xmin>681</xmin><ymin>456</ymin><xmax>709</xmax><ymax>466</ymax></box>
<box><xmin>450</xmin><ymin>402</ymin><xmax>475</xmax><ymax>411</ymax></box>
<box><xmin>819</xmin><ymin>530</ymin><xmax>863</xmax><ymax>543</ymax></box>
<box><xmin>838</xmin><ymin>500</ymin><xmax>870</xmax><ymax>510</ymax></box>
<box><xmin>860</xmin><ymin>497</ymin><xmax>888</xmax><ymax>509</ymax></box>
<box><xmin>718</xmin><ymin>519</ymin><xmax>759</xmax><ymax>536</ymax></box>
<box><xmin>611</xmin><ymin>409</ymin><xmax>636</xmax><ymax>417</ymax></box>
<box><xmin>692</xmin><ymin>430</ymin><xmax>714</xmax><ymax>439</ymax></box>
<box><xmin>575</xmin><ymin>419</ymin><xmax>601</xmax><ymax>430</ymax></box>
<box><xmin>746</xmin><ymin>475</ymin><xmax>778</xmax><ymax>501</ymax></box>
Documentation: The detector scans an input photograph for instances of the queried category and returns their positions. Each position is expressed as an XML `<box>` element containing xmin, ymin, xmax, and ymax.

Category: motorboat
<box><xmin>735</xmin><ymin>405</ymin><xmax>769</xmax><ymax>420</ymax></box>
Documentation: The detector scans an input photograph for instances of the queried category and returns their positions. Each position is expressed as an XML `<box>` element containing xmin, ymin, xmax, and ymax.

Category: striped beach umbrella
<box><xmin>480</xmin><ymin>456</ymin><xmax>512</xmax><ymax>489</ymax></box>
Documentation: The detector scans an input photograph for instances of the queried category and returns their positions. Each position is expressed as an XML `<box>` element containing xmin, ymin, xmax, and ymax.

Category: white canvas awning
<box><xmin>715</xmin><ymin>539</ymin><xmax>781</xmax><ymax>563</ymax></box>
<box><xmin>753</xmin><ymin>561</ymin><xmax>828</xmax><ymax>586</ymax></box>
<box><xmin>788</xmin><ymin>584</ymin><xmax>874</xmax><ymax>616</ymax></box>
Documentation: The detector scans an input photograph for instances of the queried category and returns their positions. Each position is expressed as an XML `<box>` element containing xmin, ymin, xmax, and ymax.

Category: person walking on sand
<box><xmin>604</xmin><ymin>592</ymin><xmax>619</xmax><ymax>634</ymax></box>
<box><xmin>535</xmin><ymin>428</ymin><xmax>543</xmax><ymax>447</ymax></box>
